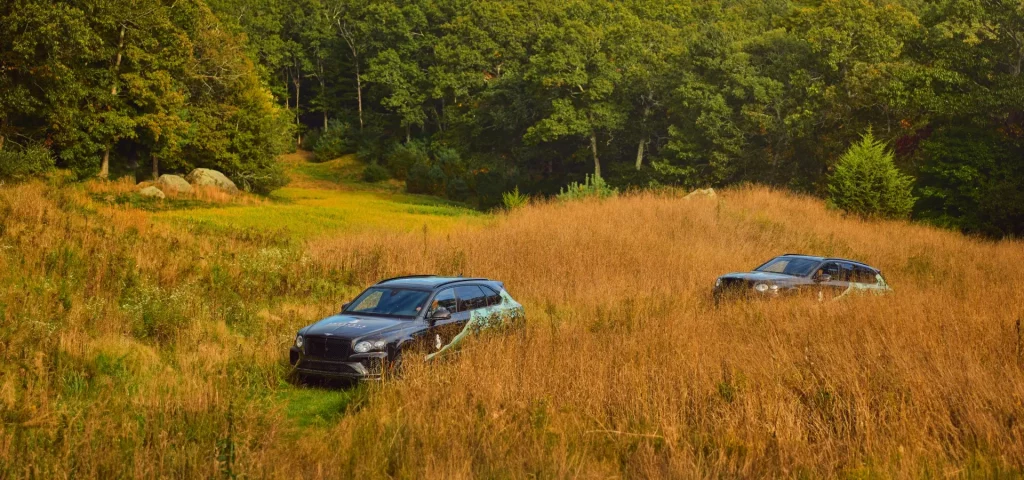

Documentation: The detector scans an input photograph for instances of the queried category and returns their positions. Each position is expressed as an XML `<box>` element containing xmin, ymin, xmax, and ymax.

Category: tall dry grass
<box><xmin>1</xmin><ymin>182</ymin><xmax>1023</xmax><ymax>478</ymax></box>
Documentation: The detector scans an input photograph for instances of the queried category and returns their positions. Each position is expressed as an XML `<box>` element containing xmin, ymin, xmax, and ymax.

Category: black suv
<box><xmin>713</xmin><ymin>254</ymin><xmax>891</xmax><ymax>302</ymax></box>
<box><xmin>290</xmin><ymin>276</ymin><xmax>524</xmax><ymax>380</ymax></box>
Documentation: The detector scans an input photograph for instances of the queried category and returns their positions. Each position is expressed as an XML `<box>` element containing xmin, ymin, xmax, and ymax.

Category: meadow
<box><xmin>1</xmin><ymin>154</ymin><xmax>1023</xmax><ymax>478</ymax></box>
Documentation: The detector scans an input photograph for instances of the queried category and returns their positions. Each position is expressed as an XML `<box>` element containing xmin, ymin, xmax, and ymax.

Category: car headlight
<box><xmin>754</xmin><ymin>282</ymin><xmax>770</xmax><ymax>293</ymax></box>
<box><xmin>295</xmin><ymin>335</ymin><xmax>304</xmax><ymax>348</ymax></box>
<box><xmin>354</xmin><ymin>340</ymin><xmax>387</xmax><ymax>353</ymax></box>
<box><xmin>715</xmin><ymin>278</ymin><xmax>722</xmax><ymax>287</ymax></box>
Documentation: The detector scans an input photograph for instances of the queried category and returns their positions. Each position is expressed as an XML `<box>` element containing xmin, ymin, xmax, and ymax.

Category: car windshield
<box><xmin>755</xmin><ymin>257</ymin><xmax>820</xmax><ymax>277</ymax></box>
<box><xmin>345</xmin><ymin>288</ymin><xmax>431</xmax><ymax>317</ymax></box>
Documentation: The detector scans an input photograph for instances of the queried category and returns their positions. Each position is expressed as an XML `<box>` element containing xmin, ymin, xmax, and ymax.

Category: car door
<box><xmin>423</xmin><ymin>288</ymin><xmax>461</xmax><ymax>352</ymax></box>
<box><xmin>436</xmin><ymin>285</ymin><xmax>488</xmax><ymax>348</ymax></box>
<box><xmin>817</xmin><ymin>262</ymin><xmax>852</xmax><ymax>300</ymax></box>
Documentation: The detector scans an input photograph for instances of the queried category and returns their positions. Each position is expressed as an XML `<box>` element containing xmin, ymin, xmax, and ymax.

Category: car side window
<box><xmin>481</xmin><ymin>286</ymin><xmax>502</xmax><ymax>306</ymax></box>
<box><xmin>852</xmin><ymin>266</ymin><xmax>877</xmax><ymax>284</ymax></box>
<box><xmin>820</xmin><ymin>262</ymin><xmax>842</xmax><ymax>278</ymax></box>
<box><xmin>432</xmin><ymin>288</ymin><xmax>457</xmax><ymax>313</ymax></box>
<box><xmin>455</xmin><ymin>286</ymin><xmax>487</xmax><ymax>312</ymax></box>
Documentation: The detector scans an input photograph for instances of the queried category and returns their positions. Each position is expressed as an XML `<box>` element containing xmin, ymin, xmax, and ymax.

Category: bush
<box><xmin>385</xmin><ymin>141</ymin><xmax>429</xmax><ymax>180</ymax></box>
<box><xmin>406</xmin><ymin>160</ymin><xmax>433</xmax><ymax>194</ymax></box>
<box><xmin>362</xmin><ymin>162</ymin><xmax>390</xmax><ymax>183</ymax></box>
<box><xmin>827</xmin><ymin>131</ymin><xmax>915</xmax><ymax>219</ymax></box>
<box><xmin>0</xmin><ymin>145</ymin><xmax>56</xmax><ymax>182</ymax></box>
<box><xmin>557</xmin><ymin>174</ymin><xmax>619</xmax><ymax>202</ymax></box>
<box><xmin>502</xmin><ymin>186</ymin><xmax>529</xmax><ymax>210</ymax></box>
<box><xmin>916</xmin><ymin>127</ymin><xmax>1024</xmax><ymax>238</ymax></box>
<box><xmin>301</xmin><ymin>128</ymin><xmax>322</xmax><ymax>151</ymax></box>
<box><xmin>313</xmin><ymin>121</ymin><xmax>355</xmax><ymax>162</ymax></box>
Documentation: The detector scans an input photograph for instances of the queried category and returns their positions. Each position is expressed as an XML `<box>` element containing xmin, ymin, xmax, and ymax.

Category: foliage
<box><xmin>0</xmin><ymin>145</ymin><xmax>55</xmax><ymax>182</ymax></box>
<box><xmin>501</xmin><ymin>186</ymin><xmax>529</xmax><ymax>210</ymax></box>
<box><xmin>827</xmin><ymin>132</ymin><xmax>916</xmax><ymax>219</ymax></box>
<box><xmin>385</xmin><ymin>141</ymin><xmax>429</xmax><ymax>181</ymax></box>
<box><xmin>313</xmin><ymin>121</ymin><xmax>356</xmax><ymax>162</ymax></box>
<box><xmin>3</xmin><ymin>0</ymin><xmax>1024</xmax><ymax>232</ymax></box>
<box><xmin>361</xmin><ymin>162</ymin><xmax>389</xmax><ymax>183</ymax></box>
<box><xmin>557</xmin><ymin>174</ymin><xmax>619</xmax><ymax>202</ymax></box>
<box><xmin>916</xmin><ymin>127</ymin><xmax>1024</xmax><ymax>238</ymax></box>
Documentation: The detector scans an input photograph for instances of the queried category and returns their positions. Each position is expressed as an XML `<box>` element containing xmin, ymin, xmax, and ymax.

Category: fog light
<box><xmin>754</xmin><ymin>283</ymin><xmax>770</xmax><ymax>293</ymax></box>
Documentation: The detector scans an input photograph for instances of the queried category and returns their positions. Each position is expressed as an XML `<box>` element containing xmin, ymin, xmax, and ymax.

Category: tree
<box><xmin>523</xmin><ymin>1</ymin><xmax>631</xmax><ymax>179</ymax></box>
<box><xmin>827</xmin><ymin>131</ymin><xmax>916</xmax><ymax>219</ymax></box>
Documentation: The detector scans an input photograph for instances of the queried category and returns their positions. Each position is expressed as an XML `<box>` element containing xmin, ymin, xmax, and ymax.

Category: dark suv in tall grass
<box><xmin>713</xmin><ymin>254</ymin><xmax>891</xmax><ymax>303</ymax></box>
<box><xmin>289</xmin><ymin>275</ymin><xmax>524</xmax><ymax>380</ymax></box>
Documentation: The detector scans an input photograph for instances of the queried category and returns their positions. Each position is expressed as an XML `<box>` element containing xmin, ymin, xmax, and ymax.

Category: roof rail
<box><xmin>376</xmin><ymin>274</ymin><xmax>437</xmax><ymax>284</ymax></box>
<box><xmin>436</xmin><ymin>277</ymin><xmax>488</xmax><ymax>288</ymax></box>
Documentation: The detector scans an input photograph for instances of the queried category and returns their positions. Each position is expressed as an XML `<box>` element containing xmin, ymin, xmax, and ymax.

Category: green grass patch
<box><xmin>277</xmin><ymin>382</ymin><xmax>370</xmax><ymax>428</ymax></box>
<box><xmin>153</xmin><ymin>155</ymin><xmax>489</xmax><ymax>239</ymax></box>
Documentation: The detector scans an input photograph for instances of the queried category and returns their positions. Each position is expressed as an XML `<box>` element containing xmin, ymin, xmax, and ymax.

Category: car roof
<box><xmin>777</xmin><ymin>254</ymin><xmax>878</xmax><ymax>270</ymax></box>
<box><xmin>374</xmin><ymin>275</ymin><xmax>491</xmax><ymax>289</ymax></box>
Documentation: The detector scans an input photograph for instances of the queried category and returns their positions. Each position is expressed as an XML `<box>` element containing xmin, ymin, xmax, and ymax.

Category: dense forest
<box><xmin>1</xmin><ymin>0</ymin><xmax>1022</xmax><ymax>235</ymax></box>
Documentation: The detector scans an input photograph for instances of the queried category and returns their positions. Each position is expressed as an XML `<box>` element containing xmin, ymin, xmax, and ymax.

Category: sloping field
<box><xmin>1</xmin><ymin>164</ymin><xmax>1022</xmax><ymax>478</ymax></box>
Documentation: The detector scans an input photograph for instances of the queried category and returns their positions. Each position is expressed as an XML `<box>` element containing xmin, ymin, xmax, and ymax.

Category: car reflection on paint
<box><xmin>712</xmin><ymin>254</ymin><xmax>892</xmax><ymax>304</ymax></box>
<box><xmin>289</xmin><ymin>275</ymin><xmax>524</xmax><ymax>381</ymax></box>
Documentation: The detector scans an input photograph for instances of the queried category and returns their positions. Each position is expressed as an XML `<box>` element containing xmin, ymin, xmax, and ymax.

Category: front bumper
<box><xmin>289</xmin><ymin>346</ymin><xmax>388</xmax><ymax>380</ymax></box>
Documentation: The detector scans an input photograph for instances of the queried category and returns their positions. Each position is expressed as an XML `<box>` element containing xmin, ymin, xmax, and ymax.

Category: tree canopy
<box><xmin>2</xmin><ymin>0</ymin><xmax>1022</xmax><ymax>235</ymax></box>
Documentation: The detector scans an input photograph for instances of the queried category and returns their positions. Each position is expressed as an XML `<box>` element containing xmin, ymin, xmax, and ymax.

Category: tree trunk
<box><xmin>100</xmin><ymin>25</ymin><xmax>127</xmax><ymax>180</ymax></box>
<box><xmin>406</xmin><ymin>124</ymin><xmax>411</xmax><ymax>144</ymax></box>
<box><xmin>0</xmin><ymin>117</ymin><xmax>6</xmax><ymax>151</ymax></box>
<box><xmin>0</xmin><ymin>135</ymin><xmax>4</xmax><ymax>152</ymax></box>
<box><xmin>635</xmin><ymin>138</ymin><xmax>646</xmax><ymax>170</ymax></box>
<box><xmin>294</xmin><ymin>72</ymin><xmax>302</xmax><ymax>147</ymax></box>
<box><xmin>99</xmin><ymin>147</ymin><xmax>111</xmax><ymax>179</ymax></box>
<box><xmin>590</xmin><ymin>131</ymin><xmax>601</xmax><ymax>179</ymax></box>
<box><xmin>151</xmin><ymin>153</ymin><xmax>159</xmax><ymax>180</ymax></box>
<box><xmin>355</xmin><ymin>63</ymin><xmax>364</xmax><ymax>132</ymax></box>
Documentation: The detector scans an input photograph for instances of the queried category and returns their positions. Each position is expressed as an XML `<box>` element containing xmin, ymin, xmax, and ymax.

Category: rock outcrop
<box><xmin>186</xmin><ymin>168</ymin><xmax>238</xmax><ymax>193</ymax></box>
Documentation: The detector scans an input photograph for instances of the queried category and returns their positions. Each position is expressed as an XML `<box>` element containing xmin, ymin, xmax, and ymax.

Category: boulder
<box><xmin>138</xmin><ymin>186</ymin><xmax>166</xmax><ymax>199</ymax></box>
<box><xmin>157</xmin><ymin>174</ymin><xmax>192</xmax><ymax>194</ymax></box>
<box><xmin>684</xmin><ymin>188</ymin><xmax>716</xmax><ymax>200</ymax></box>
<box><xmin>186</xmin><ymin>168</ymin><xmax>238</xmax><ymax>193</ymax></box>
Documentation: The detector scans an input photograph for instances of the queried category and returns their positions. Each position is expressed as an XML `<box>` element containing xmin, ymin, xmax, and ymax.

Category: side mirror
<box><xmin>341</xmin><ymin>302</ymin><xmax>351</xmax><ymax>312</ymax></box>
<box><xmin>429</xmin><ymin>307</ymin><xmax>452</xmax><ymax>324</ymax></box>
<box><xmin>814</xmin><ymin>273</ymin><xmax>832</xmax><ymax>283</ymax></box>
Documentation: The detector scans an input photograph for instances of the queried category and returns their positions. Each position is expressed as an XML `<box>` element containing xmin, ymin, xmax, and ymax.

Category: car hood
<box><xmin>719</xmin><ymin>271</ymin><xmax>801</xmax><ymax>283</ymax></box>
<box><xmin>302</xmin><ymin>314</ymin><xmax>413</xmax><ymax>339</ymax></box>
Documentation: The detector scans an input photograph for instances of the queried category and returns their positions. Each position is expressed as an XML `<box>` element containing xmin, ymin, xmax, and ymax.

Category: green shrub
<box><xmin>445</xmin><ymin>177</ymin><xmax>470</xmax><ymax>202</ymax></box>
<box><xmin>406</xmin><ymin>160</ymin><xmax>433</xmax><ymax>194</ymax></box>
<box><xmin>0</xmin><ymin>145</ymin><xmax>55</xmax><ymax>182</ymax></box>
<box><xmin>301</xmin><ymin>128</ymin><xmax>322</xmax><ymax>151</ymax></box>
<box><xmin>916</xmin><ymin>127</ymin><xmax>1024</xmax><ymax>238</ymax></box>
<box><xmin>362</xmin><ymin>162</ymin><xmax>390</xmax><ymax>183</ymax></box>
<box><xmin>557</xmin><ymin>174</ymin><xmax>619</xmax><ymax>202</ymax></box>
<box><xmin>502</xmin><ymin>186</ymin><xmax>530</xmax><ymax>210</ymax></box>
<box><xmin>827</xmin><ymin>131</ymin><xmax>916</xmax><ymax>219</ymax></box>
<box><xmin>313</xmin><ymin>121</ymin><xmax>355</xmax><ymax>162</ymax></box>
<box><xmin>385</xmin><ymin>141</ymin><xmax>428</xmax><ymax>180</ymax></box>
<box><xmin>232</xmin><ymin>163</ymin><xmax>289</xmax><ymax>195</ymax></box>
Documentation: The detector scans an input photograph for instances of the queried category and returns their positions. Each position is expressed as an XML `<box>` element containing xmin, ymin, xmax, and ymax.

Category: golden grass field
<box><xmin>1</xmin><ymin>155</ymin><xmax>1023</xmax><ymax>478</ymax></box>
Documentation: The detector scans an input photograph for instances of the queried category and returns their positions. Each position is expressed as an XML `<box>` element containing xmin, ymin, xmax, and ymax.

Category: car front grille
<box><xmin>304</xmin><ymin>336</ymin><xmax>351</xmax><ymax>361</ymax></box>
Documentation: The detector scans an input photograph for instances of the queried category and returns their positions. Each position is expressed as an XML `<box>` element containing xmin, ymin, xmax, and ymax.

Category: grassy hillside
<box><xmin>1</xmin><ymin>156</ymin><xmax>1023</xmax><ymax>478</ymax></box>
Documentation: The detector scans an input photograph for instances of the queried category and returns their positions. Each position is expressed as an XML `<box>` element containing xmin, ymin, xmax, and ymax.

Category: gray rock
<box><xmin>186</xmin><ymin>168</ymin><xmax>239</xmax><ymax>193</ymax></box>
<box><xmin>684</xmin><ymin>188</ymin><xmax>716</xmax><ymax>200</ymax></box>
<box><xmin>139</xmin><ymin>186</ymin><xmax>166</xmax><ymax>199</ymax></box>
<box><xmin>157</xmin><ymin>174</ymin><xmax>193</xmax><ymax>194</ymax></box>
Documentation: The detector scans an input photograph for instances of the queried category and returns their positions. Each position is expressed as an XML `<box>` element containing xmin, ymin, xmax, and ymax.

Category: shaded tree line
<box><xmin>0</xmin><ymin>0</ymin><xmax>292</xmax><ymax>193</ymax></box>
<box><xmin>2</xmin><ymin>0</ymin><xmax>1022</xmax><ymax>236</ymax></box>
